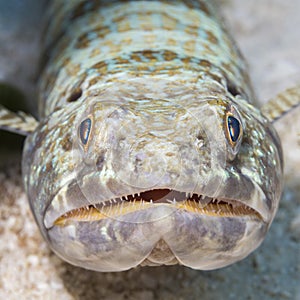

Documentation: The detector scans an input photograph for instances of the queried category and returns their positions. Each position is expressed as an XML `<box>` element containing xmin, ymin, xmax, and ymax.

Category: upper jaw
<box><xmin>44</xmin><ymin>176</ymin><xmax>271</xmax><ymax>229</ymax></box>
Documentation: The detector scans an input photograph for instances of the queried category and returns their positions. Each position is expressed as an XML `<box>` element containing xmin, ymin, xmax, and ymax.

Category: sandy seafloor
<box><xmin>0</xmin><ymin>1</ymin><xmax>299</xmax><ymax>299</ymax></box>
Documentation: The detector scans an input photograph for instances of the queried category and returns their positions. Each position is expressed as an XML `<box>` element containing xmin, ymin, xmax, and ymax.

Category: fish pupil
<box><xmin>228</xmin><ymin>116</ymin><xmax>240</xmax><ymax>142</ymax></box>
<box><xmin>79</xmin><ymin>118</ymin><xmax>92</xmax><ymax>145</ymax></box>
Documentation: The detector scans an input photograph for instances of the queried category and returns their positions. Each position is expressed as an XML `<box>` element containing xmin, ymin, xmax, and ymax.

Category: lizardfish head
<box><xmin>23</xmin><ymin>80</ymin><xmax>283</xmax><ymax>271</ymax></box>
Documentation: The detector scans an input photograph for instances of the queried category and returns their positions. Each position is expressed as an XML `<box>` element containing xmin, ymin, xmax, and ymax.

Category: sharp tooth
<box><xmin>97</xmin><ymin>205</ymin><xmax>102</xmax><ymax>211</ymax></box>
<box><xmin>193</xmin><ymin>200</ymin><xmax>199</xmax><ymax>212</ymax></box>
<box><xmin>118</xmin><ymin>200</ymin><xmax>124</xmax><ymax>214</ymax></box>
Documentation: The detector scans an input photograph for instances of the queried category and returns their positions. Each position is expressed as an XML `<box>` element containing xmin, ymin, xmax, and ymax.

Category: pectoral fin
<box><xmin>261</xmin><ymin>85</ymin><xmax>300</xmax><ymax>123</ymax></box>
<box><xmin>0</xmin><ymin>105</ymin><xmax>39</xmax><ymax>136</ymax></box>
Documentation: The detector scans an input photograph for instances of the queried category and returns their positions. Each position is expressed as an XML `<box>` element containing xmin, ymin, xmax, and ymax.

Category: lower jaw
<box><xmin>53</xmin><ymin>198</ymin><xmax>261</xmax><ymax>227</ymax></box>
<box><xmin>47</xmin><ymin>208</ymin><xmax>267</xmax><ymax>272</ymax></box>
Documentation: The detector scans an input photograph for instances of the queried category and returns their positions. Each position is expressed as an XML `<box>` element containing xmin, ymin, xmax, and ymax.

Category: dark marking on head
<box><xmin>45</xmin><ymin>161</ymin><xmax>52</xmax><ymax>172</ymax></box>
<box><xmin>69</xmin><ymin>0</ymin><xmax>103</xmax><ymax>22</ymax></box>
<box><xmin>163</xmin><ymin>50</ymin><xmax>178</xmax><ymax>61</ymax></box>
<box><xmin>185</xmin><ymin>24</ymin><xmax>200</xmax><ymax>36</ymax></box>
<box><xmin>69</xmin><ymin>1</ymin><xmax>86</xmax><ymax>21</ymax></box>
<box><xmin>31</xmin><ymin>127</ymin><xmax>48</xmax><ymax>151</ymax></box>
<box><xmin>140</xmin><ymin>50</ymin><xmax>157</xmax><ymax>61</ymax></box>
<box><xmin>61</xmin><ymin>133</ymin><xmax>73</xmax><ymax>151</ymax></box>
<box><xmin>75</xmin><ymin>25</ymin><xmax>111</xmax><ymax>49</ymax></box>
<box><xmin>67</xmin><ymin>88</ymin><xmax>82</xmax><ymax>102</ymax></box>
<box><xmin>75</xmin><ymin>32</ymin><xmax>91</xmax><ymax>49</ymax></box>
<box><xmin>227</xmin><ymin>82</ymin><xmax>240</xmax><ymax>97</ymax></box>
<box><xmin>198</xmin><ymin>59</ymin><xmax>212</xmax><ymax>68</ymax></box>
<box><xmin>181</xmin><ymin>0</ymin><xmax>208</xmax><ymax>12</ymax></box>
<box><xmin>206</xmin><ymin>30</ymin><xmax>219</xmax><ymax>44</ymax></box>
<box><xmin>198</xmin><ymin>1</ymin><xmax>213</xmax><ymax>17</ymax></box>
<box><xmin>92</xmin><ymin>61</ymin><xmax>108</xmax><ymax>73</ymax></box>
<box><xmin>96</xmin><ymin>151</ymin><xmax>106</xmax><ymax>171</ymax></box>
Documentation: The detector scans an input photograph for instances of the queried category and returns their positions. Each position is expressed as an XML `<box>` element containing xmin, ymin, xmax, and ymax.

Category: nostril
<box><xmin>96</xmin><ymin>153</ymin><xmax>106</xmax><ymax>170</ymax></box>
<box><xmin>135</xmin><ymin>153</ymin><xmax>147</xmax><ymax>162</ymax></box>
<box><xmin>227</xmin><ymin>82</ymin><xmax>240</xmax><ymax>97</ymax></box>
<box><xmin>67</xmin><ymin>88</ymin><xmax>82</xmax><ymax>102</ymax></box>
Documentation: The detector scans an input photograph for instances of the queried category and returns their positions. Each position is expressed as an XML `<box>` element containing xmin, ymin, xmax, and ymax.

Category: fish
<box><xmin>0</xmin><ymin>0</ymin><xmax>299</xmax><ymax>272</ymax></box>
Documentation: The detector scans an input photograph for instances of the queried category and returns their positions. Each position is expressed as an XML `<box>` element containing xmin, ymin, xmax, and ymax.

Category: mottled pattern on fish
<box><xmin>19</xmin><ymin>0</ymin><xmax>284</xmax><ymax>271</ymax></box>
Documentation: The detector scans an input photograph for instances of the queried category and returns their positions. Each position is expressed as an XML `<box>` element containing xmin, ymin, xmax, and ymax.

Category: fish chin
<box><xmin>46</xmin><ymin>205</ymin><xmax>267</xmax><ymax>272</ymax></box>
<box><xmin>43</xmin><ymin>179</ymin><xmax>269</xmax><ymax>271</ymax></box>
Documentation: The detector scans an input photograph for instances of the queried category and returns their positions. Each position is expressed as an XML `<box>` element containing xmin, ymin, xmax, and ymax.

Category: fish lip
<box><xmin>44</xmin><ymin>186</ymin><xmax>269</xmax><ymax>229</ymax></box>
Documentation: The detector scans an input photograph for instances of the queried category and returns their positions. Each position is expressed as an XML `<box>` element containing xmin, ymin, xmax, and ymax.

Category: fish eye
<box><xmin>227</xmin><ymin>115</ymin><xmax>241</xmax><ymax>143</ymax></box>
<box><xmin>79</xmin><ymin>118</ymin><xmax>92</xmax><ymax>145</ymax></box>
<box><xmin>224</xmin><ymin>106</ymin><xmax>243</xmax><ymax>160</ymax></box>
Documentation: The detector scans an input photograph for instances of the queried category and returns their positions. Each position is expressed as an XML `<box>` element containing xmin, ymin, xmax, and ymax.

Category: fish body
<box><xmin>2</xmin><ymin>0</ymin><xmax>286</xmax><ymax>271</ymax></box>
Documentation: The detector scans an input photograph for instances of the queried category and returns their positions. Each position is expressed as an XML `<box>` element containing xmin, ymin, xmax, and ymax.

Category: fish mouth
<box><xmin>51</xmin><ymin>188</ymin><xmax>263</xmax><ymax>227</ymax></box>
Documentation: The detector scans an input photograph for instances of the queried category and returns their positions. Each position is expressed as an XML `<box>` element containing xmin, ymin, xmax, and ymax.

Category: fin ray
<box><xmin>261</xmin><ymin>85</ymin><xmax>300</xmax><ymax>123</ymax></box>
<box><xmin>0</xmin><ymin>105</ymin><xmax>38</xmax><ymax>136</ymax></box>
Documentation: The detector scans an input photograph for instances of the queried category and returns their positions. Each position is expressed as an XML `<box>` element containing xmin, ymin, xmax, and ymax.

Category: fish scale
<box><xmin>39</xmin><ymin>0</ymin><xmax>253</xmax><ymax>116</ymax></box>
<box><xmin>0</xmin><ymin>0</ymin><xmax>299</xmax><ymax>272</ymax></box>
